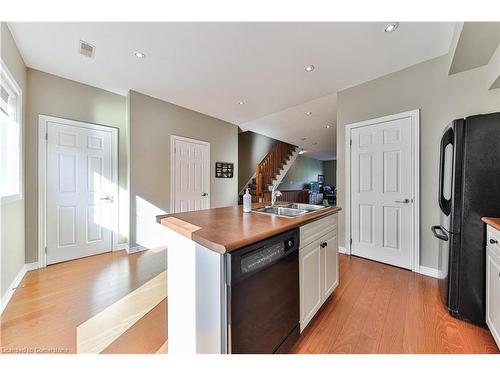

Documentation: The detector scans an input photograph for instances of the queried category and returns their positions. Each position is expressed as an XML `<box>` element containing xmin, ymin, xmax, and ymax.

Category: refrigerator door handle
<box><xmin>438</xmin><ymin>127</ymin><xmax>454</xmax><ymax>216</ymax></box>
<box><xmin>431</xmin><ymin>225</ymin><xmax>449</xmax><ymax>241</ymax></box>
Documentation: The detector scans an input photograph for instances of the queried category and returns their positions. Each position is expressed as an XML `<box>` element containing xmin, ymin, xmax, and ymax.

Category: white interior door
<box><xmin>171</xmin><ymin>136</ymin><xmax>210</xmax><ymax>213</ymax></box>
<box><xmin>350</xmin><ymin>116</ymin><xmax>414</xmax><ymax>269</ymax></box>
<box><xmin>46</xmin><ymin>118</ymin><xmax>117</xmax><ymax>265</ymax></box>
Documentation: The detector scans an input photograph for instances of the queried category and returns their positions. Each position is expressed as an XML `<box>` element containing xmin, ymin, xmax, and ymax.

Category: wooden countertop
<box><xmin>482</xmin><ymin>217</ymin><xmax>500</xmax><ymax>232</ymax></box>
<box><xmin>157</xmin><ymin>204</ymin><xmax>341</xmax><ymax>254</ymax></box>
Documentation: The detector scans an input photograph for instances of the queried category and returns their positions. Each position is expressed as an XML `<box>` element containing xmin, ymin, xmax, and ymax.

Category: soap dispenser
<box><xmin>243</xmin><ymin>188</ymin><xmax>252</xmax><ymax>213</ymax></box>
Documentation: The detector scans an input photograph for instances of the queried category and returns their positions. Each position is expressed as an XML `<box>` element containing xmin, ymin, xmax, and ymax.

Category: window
<box><xmin>0</xmin><ymin>60</ymin><xmax>22</xmax><ymax>203</ymax></box>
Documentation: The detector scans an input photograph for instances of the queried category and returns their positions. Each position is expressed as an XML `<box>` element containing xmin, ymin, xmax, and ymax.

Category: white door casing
<box><xmin>346</xmin><ymin>110</ymin><xmax>420</xmax><ymax>271</ymax></box>
<box><xmin>170</xmin><ymin>135</ymin><xmax>210</xmax><ymax>214</ymax></box>
<box><xmin>39</xmin><ymin>115</ymin><xmax>118</xmax><ymax>266</ymax></box>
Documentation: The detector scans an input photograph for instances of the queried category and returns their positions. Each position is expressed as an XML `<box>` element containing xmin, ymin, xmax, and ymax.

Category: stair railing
<box><xmin>255</xmin><ymin>141</ymin><xmax>296</xmax><ymax>201</ymax></box>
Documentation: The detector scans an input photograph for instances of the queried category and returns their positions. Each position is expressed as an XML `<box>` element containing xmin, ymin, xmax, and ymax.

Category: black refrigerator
<box><xmin>432</xmin><ymin>111</ymin><xmax>500</xmax><ymax>326</ymax></box>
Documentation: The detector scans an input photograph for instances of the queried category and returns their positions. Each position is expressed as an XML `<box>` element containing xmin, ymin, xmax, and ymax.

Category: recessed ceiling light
<box><xmin>298</xmin><ymin>150</ymin><xmax>306</xmax><ymax>155</ymax></box>
<box><xmin>134</xmin><ymin>52</ymin><xmax>146</xmax><ymax>59</ymax></box>
<box><xmin>384</xmin><ymin>22</ymin><xmax>399</xmax><ymax>33</ymax></box>
<box><xmin>326</xmin><ymin>125</ymin><xmax>331</xmax><ymax>129</ymax></box>
<box><xmin>305</xmin><ymin>65</ymin><xmax>315</xmax><ymax>72</ymax></box>
<box><xmin>305</xmin><ymin>111</ymin><xmax>312</xmax><ymax>115</ymax></box>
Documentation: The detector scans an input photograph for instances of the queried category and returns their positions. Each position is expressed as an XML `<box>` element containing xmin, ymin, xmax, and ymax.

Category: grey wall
<box><xmin>337</xmin><ymin>54</ymin><xmax>500</xmax><ymax>269</ymax></box>
<box><xmin>323</xmin><ymin>160</ymin><xmax>337</xmax><ymax>187</ymax></box>
<box><xmin>1</xmin><ymin>22</ymin><xmax>27</xmax><ymax>300</ymax></box>
<box><xmin>238</xmin><ymin>131</ymin><xmax>277</xmax><ymax>192</ymax></box>
<box><xmin>279</xmin><ymin>156</ymin><xmax>324</xmax><ymax>190</ymax></box>
<box><xmin>25</xmin><ymin>69</ymin><xmax>127</xmax><ymax>262</ymax></box>
<box><xmin>128</xmin><ymin>90</ymin><xmax>238</xmax><ymax>248</ymax></box>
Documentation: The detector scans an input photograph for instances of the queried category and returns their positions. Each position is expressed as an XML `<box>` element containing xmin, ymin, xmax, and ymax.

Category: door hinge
<box><xmin>45</xmin><ymin>133</ymin><xmax>48</xmax><ymax>141</ymax></box>
<box><xmin>44</xmin><ymin>246</ymin><xmax>47</xmax><ymax>253</ymax></box>
<box><xmin>350</xmin><ymin>238</ymin><xmax>352</xmax><ymax>245</ymax></box>
<box><xmin>350</xmin><ymin>139</ymin><xmax>352</xmax><ymax>146</ymax></box>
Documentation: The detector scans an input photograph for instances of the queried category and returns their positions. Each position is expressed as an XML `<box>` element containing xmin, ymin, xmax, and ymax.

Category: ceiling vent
<box><xmin>79</xmin><ymin>40</ymin><xmax>95</xmax><ymax>58</ymax></box>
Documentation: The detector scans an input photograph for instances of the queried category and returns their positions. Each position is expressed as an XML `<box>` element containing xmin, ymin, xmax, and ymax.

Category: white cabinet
<box><xmin>300</xmin><ymin>240</ymin><xmax>322</xmax><ymax>329</ymax></box>
<box><xmin>299</xmin><ymin>214</ymin><xmax>339</xmax><ymax>331</ymax></box>
<box><xmin>486</xmin><ymin>225</ymin><xmax>500</xmax><ymax>349</ymax></box>
<box><xmin>322</xmin><ymin>231</ymin><xmax>339</xmax><ymax>300</ymax></box>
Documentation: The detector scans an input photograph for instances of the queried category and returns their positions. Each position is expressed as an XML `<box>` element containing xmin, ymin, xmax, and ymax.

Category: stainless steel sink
<box><xmin>281</xmin><ymin>203</ymin><xmax>325</xmax><ymax>212</ymax></box>
<box><xmin>252</xmin><ymin>203</ymin><xmax>327</xmax><ymax>218</ymax></box>
<box><xmin>252</xmin><ymin>206</ymin><xmax>308</xmax><ymax>217</ymax></box>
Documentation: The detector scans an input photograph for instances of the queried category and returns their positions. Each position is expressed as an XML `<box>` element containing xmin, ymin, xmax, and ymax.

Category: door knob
<box><xmin>490</xmin><ymin>238</ymin><xmax>498</xmax><ymax>245</ymax></box>
<box><xmin>201</xmin><ymin>193</ymin><xmax>208</xmax><ymax>197</ymax></box>
<box><xmin>395</xmin><ymin>199</ymin><xmax>410</xmax><ymax>203</ymax></box>
<box><xmin>99</xmin><ymin>196</ymin><xmax>113</xmax><ymax>202</ymax></box>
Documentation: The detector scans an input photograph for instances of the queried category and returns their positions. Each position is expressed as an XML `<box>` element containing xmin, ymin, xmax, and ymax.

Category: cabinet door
<box><xmin>299</xmin><ymin>240</ymin><xmax>322</xmax><ymax>331</ymax></box>
<box><xmin>486</xmin><ymin>249</ymin><xmax>500</xmax><ymax>348</ymax></box>
<box><xmin>321</xmin><ymin>232</ymin><xmax>339</xmax><ymax>301</ymax></box>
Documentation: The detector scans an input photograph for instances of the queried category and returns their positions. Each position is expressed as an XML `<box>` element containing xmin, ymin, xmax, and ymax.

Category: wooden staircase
<box><xmin>241</xmin><ymin>141</ymin><xmax>298</xmax><ymax>203</ymax></box>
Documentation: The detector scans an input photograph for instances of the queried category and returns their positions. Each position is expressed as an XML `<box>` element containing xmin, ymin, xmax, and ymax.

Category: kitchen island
<box><xmin>157</xmin><ymin>203</ymin><xmax>341</xmax><ymax>354</ymax></box>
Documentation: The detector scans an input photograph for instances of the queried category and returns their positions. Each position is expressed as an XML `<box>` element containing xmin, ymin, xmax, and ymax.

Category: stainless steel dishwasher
<box><xmin>225</xmin><ymin>228</ymin><xmax>300</xmax><ymax>354</ymax></box>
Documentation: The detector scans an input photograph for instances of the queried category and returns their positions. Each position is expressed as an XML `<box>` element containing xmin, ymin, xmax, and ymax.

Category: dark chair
<box><xmin>321</xmin><ymin>185</ymin><xmax>336</xmax><ymax>205</ymax></box>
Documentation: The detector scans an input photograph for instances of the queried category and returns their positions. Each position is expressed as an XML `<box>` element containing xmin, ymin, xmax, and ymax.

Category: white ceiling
<box><xmin>240</xmin><ymin>93</ymin><xmax>337</xmax><ymax>160</ymax></box>
<box><xmin>9</xmin><ymin>22</ymin><xmax>455</xmax><ymax>159</ymax></box>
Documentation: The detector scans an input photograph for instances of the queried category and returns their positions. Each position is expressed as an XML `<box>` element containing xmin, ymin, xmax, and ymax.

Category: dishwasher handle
<box><xmin>227</xmin><ymin>229</ymin><xmax>299</xmax><ymax>285</ymax></box>
<box><xmin>431</xmin><ymin>225</ymin><xmax>449</xmax><ymax>241</ymax></box>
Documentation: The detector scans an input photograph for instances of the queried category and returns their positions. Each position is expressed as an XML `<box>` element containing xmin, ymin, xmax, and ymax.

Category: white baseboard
<box><xmin>418</xmin><ymin>265</ymin><xmax>440</xmax><ymax>279</ymax></box>
<box><xmin>1</xmin><ymin>262</ymin><xmax>38</xmax><ymax>315</ymax></box>
<box><xmin>127</xmin><ymin>245</ymin><xmax>147</xmax><ymax>254</ymax></box>
<box><xmin>338</xmin><ymin>246</ymin><xmax>348</xmax><ymax>254</ymax></box>
<box><xmin>25</xmin><ymin>262</ymin><xmax>39</xmax><ymax>271</ymax></box>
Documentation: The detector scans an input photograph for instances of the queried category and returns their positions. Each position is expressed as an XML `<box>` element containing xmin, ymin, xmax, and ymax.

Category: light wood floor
<box><xmin>0</xmin><ymin>248</ymin><xmax>167</xmax><ymax>354</ymax></box>
<box><xmin>291</xmin><ymin>254</ymin><xmax>499</xmax><ymax>354</ymax></box>
<box><xmin>1</xmin><ymin>250</ymin><xmax>497</xmax><ymax>354</ymax></box>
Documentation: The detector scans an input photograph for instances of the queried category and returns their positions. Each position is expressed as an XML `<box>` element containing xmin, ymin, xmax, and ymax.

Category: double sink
<box><xmin>252</xmin><ymin>203</ymin><xmax>327</xmax><ymax>218</ymax></box>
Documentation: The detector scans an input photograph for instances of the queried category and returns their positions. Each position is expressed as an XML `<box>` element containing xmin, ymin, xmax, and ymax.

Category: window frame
<box><xmin>0</xmin><ymin>58</ymin><xmax>23</xmax><ymax>204</ymax></box>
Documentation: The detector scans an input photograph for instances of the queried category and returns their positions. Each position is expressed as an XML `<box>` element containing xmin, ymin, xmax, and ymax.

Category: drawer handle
<box><xmin>320</xmin><ymin>242</ymin><xmax>328</xmax><ymax>248</ymax></box>
<box><xmin>490</xmin><ymin>238</ymin><xmax>498</xmax><ymax>245</ymax></box>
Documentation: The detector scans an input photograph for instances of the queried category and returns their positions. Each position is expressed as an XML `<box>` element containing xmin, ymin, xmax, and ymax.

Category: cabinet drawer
<box><xmin>487</xmin><ymin>226</ymin><xmax>500</xmax><ymax>258</ymax></box>
<box><xmin>300</xmin><ymin>214</ymin><xmax>337</xmax><ymax>248</ymax></box>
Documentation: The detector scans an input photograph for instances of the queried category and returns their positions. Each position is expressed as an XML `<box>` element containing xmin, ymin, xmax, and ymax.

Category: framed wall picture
<box><xmin>318</xmin><ymin>174</ymin><xmax>325</xmax><ymax>184</ymax></box>
<box><xmin>216</xmin><ymin>162</ymin><xmax>234</xmax><ymax>178</ymax></box>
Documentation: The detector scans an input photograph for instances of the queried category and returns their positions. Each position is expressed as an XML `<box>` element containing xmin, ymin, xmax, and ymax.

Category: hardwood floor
<box><xmin>1</xmin><ymin>249</ymin><xmax>497</xmax><ymax>354</ymax></box>
<box><xmin>0</xmin><ymin>248</ymin><xmax>167</xmax><ymax>354</ymax></box>
<box><xmin>291</xmin><ymin>254</ymin><xmax>499</xmax><ymax>354</ymax></box>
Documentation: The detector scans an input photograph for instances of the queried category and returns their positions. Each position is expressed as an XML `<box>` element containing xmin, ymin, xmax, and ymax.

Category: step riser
<box><xmin>241</xmin><ymin>146</ymin><xmax>299</xmax><ymax>197</ymax></box>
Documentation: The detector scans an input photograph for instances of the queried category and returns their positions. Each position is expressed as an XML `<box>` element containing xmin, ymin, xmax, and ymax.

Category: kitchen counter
<box><xmin>156</xmin><ymin>204</ymin><xmax>341</xmax><ymax>254</ymax></box>
<box><xmin>159</xmin><ymin>203</ymin><xmax>341</xmax><ymax>354</ymax></box>
<box><xmin>482</xmin><ymin>217</ymin><xmax>500</xmax><ymax>231</ymax></box>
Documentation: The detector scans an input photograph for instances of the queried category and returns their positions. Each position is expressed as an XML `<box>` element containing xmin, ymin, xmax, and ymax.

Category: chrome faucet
<box><xmin>271</xmin><ymin>184</ymin><xmax>282</xmax><ymax>207</ymax></box>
